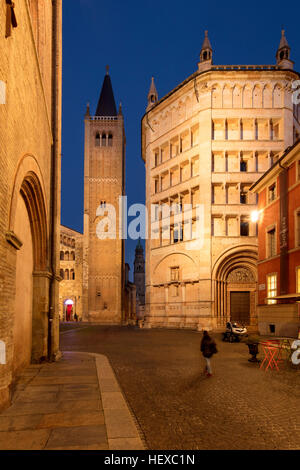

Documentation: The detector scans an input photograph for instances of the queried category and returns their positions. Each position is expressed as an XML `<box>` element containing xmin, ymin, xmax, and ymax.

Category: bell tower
<box><xmin>83</xmin><ymin>67</ymin><xmax>125</xmax><ymax>323</ymax></box>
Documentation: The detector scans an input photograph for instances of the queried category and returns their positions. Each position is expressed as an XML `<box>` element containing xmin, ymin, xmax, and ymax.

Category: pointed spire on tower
<box><xmin>95</xmin><ymin>66</ymin><xmax>117</xmax><ymax>117</ymax></box>
<box><xmin>276</xmin><ymin>29</ymin><xmax>293</xmax><ymax>70</ymax></box>
<box><xmin>85</xmin><ymin>102</ymin><xmax>90</xmax><ymax>118</ymax></box>
<box><xmin>118</xmin><ymin>101</ymin><xmax>123</xmax><ymax>116</ymax></box>
<box><xmin>202</xmin><ymin>30</ymin><xmax>212</xmax><ymax>51</ymax></box>
<box><xmin>147</xmin><ymin>77</ymin><xmax>158</xmax><ymax>110</ymax></box>
<box><xmin>198</xmin><ymin>31</ymin><xmax>213</xmax><ymax>72</ymax></box>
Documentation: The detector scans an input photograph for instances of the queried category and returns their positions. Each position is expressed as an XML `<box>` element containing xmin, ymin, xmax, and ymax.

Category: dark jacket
<box><xmin>201</xmin><ymin>336</ymin><xmax>218</xmax><ymax>358</ymax></box>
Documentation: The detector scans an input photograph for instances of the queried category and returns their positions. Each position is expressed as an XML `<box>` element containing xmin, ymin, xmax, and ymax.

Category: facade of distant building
<box><xmin>59</xmin><ymin>226</ymin><xmax>83</xmax><ymax>321</ymax></box>
<box><xmin>251</xmin><ymin>140</ymin><xmax>300</xmax><ymax>337</ymax></box>
<box><xmin>141</xmin><ymin>31</ymin><xmax>300</xmax><ymax>331</ymax></box>
<box><xmin>0</xmin><ymin>1</ymin><xmax>62</xmax><ymax>410</ymax></box>
<box><xmin>124</xmin><ymin>264</ymin><xmax>137</xmax><ymax>324</ymax></box>
<box><xmin>82</xmin><ymin>69</ymin><xmax>126</xmax><ymax>323</ymax></box>
<box><xmin>134</xmin><ymin>240</ymin><xmax>145</xmax><ymax>305</ymax></box>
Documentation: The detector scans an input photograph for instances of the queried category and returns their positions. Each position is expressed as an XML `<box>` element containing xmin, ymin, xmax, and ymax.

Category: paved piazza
<box><xmin>61</xmin><ymin>325</ymin><xmax>300</xmax><ymax>450</ymax></box>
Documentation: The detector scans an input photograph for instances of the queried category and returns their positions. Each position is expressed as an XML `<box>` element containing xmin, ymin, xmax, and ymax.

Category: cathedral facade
<box><xmin>141</xmin><ymin>31</ymin><xmax>300</xmax><ymax>330</ymax></box>
<box><xmin>0</xmin><ymin>1</ymin><xmax>62</xmax><ymax>410</ymax></box>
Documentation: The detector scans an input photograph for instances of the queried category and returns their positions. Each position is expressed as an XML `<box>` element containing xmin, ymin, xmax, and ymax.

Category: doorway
<box><xmin>230</xmin><ymin>291</ymin><xmax>250</xmax><ymax>325</ymax></box>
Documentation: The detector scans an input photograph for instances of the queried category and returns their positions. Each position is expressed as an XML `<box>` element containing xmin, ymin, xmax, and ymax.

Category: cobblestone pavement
<box><xmin>61</xmin><ymin>324</ymin><xmax>300</xmax><ymax>450</ymax></box>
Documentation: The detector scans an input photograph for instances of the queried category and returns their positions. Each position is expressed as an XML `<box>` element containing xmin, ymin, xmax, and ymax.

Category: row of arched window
<box><xmin>95</xmin><ymin>133</ymin><xmax>113</xmax><ymax>147</ymax></box>
<box><xmin>60</xmin><ymin>235</ymin><xmax>76</xmax><ymax>248</ymax></box>
<box><xmin>60</xmin><ymin>269</ymin><xmax>75</xmax><ymax>280</ymax></box>
<box><xmin>211</xmin><ymin>83</ymin><xmax>283</xmax><ymax>109</ymax></box>
<box><xmin>60</xmin><ymin>251</ymin><xmax>75</xmax><ymax>261</ymax></box>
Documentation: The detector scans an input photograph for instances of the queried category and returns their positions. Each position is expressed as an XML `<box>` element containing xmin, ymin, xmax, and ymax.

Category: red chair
<box><xmin>260</xmin><ymin>341</ymin><xmax>281</xmax><ymax>371</ymax></box>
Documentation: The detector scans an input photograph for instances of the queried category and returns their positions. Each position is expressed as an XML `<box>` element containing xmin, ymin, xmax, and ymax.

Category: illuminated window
<box><xmin>297</xmin><ymin>267</ymin><xmax>300</xmax><ymax>293</ymax></box>
<box><xmin>267</xmin><ymin>274</ymin><xmax>277</xmax><ymax>305</ymax></box>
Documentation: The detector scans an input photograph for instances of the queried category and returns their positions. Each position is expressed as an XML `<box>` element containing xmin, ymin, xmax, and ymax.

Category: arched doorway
<box><xmin>13</xmin><ymin>193</ymin><xmax>34</xmax><ymax>373</ymax></box>
<box><xmin>9</xmin><ymin>165</ymin><xmax>49</xmax><ymax>368</ymax></box>
<box><xmin>213</xmin><ymin>246</ymin><xmax>258</xmax><ymax>328</ymax></box>
<box><xmin>64</xmin><ymin>299</ymin><xmax>74</xmax><ymax>322</ymax></box>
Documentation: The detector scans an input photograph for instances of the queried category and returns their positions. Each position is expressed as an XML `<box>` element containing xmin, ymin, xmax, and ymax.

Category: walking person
<box><xmin>200</xmin><ymin>330</ymin><xmax>218</xmax><ymax>377</ymax></box>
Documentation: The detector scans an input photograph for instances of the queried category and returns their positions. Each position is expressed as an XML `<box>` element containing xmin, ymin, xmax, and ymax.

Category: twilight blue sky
<box><xmin>61</xmin><ymin>0</ymin><xmax>300</xmax><ymax>279</ymax></box>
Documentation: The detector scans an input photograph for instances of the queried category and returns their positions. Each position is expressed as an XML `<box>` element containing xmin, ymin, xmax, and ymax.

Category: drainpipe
<box><xmin>48</xmin><ymin>0</ymin><xmax>62</xmax><ymax>360</ymax></box>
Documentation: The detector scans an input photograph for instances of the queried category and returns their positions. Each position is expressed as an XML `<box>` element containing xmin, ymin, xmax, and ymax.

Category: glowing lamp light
<box><xmin>251</xmin><ymin>211</ymin><xmax>260</xmax><ymax>223</ymax></box>
<box><xmin>65</xmin><ymin>299</ymin><xmax>74</xmax><ymax>306</ymax></box>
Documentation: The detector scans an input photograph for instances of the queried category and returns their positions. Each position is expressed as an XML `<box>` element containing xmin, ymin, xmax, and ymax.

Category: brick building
<box><xmin>0</xmin><ymin>1</ymin><xmax>62</xmax><ymax>410</ymax></box>
<box><xmin>251</xmin><ymin>140</ymin><xmax>300</xmax><ymax>337</ymax></box>
<box><xmin>82</xmin><ymin>69</ymin><xmax>126</xmax><ymax>323</ymax></box>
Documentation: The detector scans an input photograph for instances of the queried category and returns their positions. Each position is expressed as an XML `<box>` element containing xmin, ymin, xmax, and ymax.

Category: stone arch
<box><xmin>9</xmin><ymin>155</ymin><xmax>48</xmax><ymax>270</ymax></box>
<box><xmin>273</xmin><ymin>83</ymin><xmax>283</xmax><ymax>108</ymax></box>
<box><xmin>19</xmin><ymin>172</ymin><xmax>48</xmax><ymax>271</ymax></box>
<box><xmin>153</xmin><ymin>251</ymin><xmax>196</xmax><ymax>275</ymax></box>
<box><xmin>9</xmin><ymin>156</ymin><xmax>49</xmax><ymax>368</ymax></box>
<box><xmin>222</xmin><ymin>85</ymin><xmax>232</xmax><ymax>108</ymax></box>
<box><xmin>252</xmin><ymin>84</ymin><xmax>262</xmax><ymax>108</ymax></box>
<box><xmin>263</xmin><ymin>84</ymin><xmax>272</xmax><ymax>108</ymax></box>
<box><xmin>243</xmin><ymin>84</ymin><xmax>252</xmax><ymax>108</ymax></box>
<box><xmin>212</xmin><ymin>84</ymin><xmax>222</xmax><ymax>108</ymax></box>
<box><xmin>232</xmin><ymin>85</ymin><xmax>242</xmax><ymax>108</ymax></box>
<box><xmin>212</xmin><ymin>245</ymin><xmax>258</xmax><ymax>326</ymax></box>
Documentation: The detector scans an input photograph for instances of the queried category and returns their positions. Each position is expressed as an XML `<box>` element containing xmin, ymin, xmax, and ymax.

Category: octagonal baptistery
<box><xmin>141</xmin><ymin>31</ymin><xmax>300</xmax><ymax>331</ymax></box>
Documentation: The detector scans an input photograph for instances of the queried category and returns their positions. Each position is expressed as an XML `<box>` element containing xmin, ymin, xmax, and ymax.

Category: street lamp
<box><xmin>251</xmin><ymin>210</ymin><xmax>260</xmax><ymax>223</ymax></box>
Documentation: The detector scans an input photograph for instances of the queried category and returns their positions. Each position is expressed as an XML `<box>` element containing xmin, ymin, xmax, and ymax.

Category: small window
<box><xmin>65</xmin><ymin>269</ymin><xmax>70</xmax><ymax>281</ymax></box>
<box><xmin>173</xmin><ymin>226</ymin><xmax>183</xmax><ymax>243</ymax></box>
<box><xmin>240</xmin><ymin>191</ymin><xmax>247</xmax><ymax>204</ymax></box>
<box><xmin>71</xmin><ymin>251</ymin><xmax>75</xmax><ymax>261</ymax></box>
<box><xmin>60</xmin><ymin>269</ymin><xmax>64</xmax><ymax>280</ymax></box>
<box><xmin>70</xmin><ymin>269</ymin><xmax>75</xmax><ymax>281</ymax></box>
<box><xmin>95</xmin><ymin>133</ymin><xmax>100</xmax><ymax>147</ymax></box>
<box><xmin>240</xmin><ymin>219</ymin><xmax>249</xmax><ymax>236</ymax></box>
<box><xmin>267</xmin><ymin>274</ymin><xmax>277</xmax><ymax>304</ymax></box>
<box><xmin>240</xmin><ymin>160</ymin><xmax>247</xmax><ymax>172</ymax></box>
<box><xmin>268</xmin><ymin>183</ymin><xmax>276</xmax><ymax>203</ymax></box>
<box><xmin>108</xmin><ymin>134</ymin><xmax>113</xmax><ymax>147</ymax></box>
<box><xmin>267</xmin><ymin>228</ymin><xmax>276</xmax><ymax>257</ymax></box>
<box><xmin>65</xmin><ymin>251</ymin><xmax>69</xmax><ymax>261</ymax></box>
<box><xmin>60</xmin><ymin>251</ymin><xmax>64</xmax><ymax>261</ymax></box>
<box><xmin>102</xmin><ymin>133</ymin><xmax>107</xmax><ymax>147</ymax></box>
<box><xmin>170</xmin><ymin>267</ymin><xmax>180</xmax><ymax>282</ymax></box>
